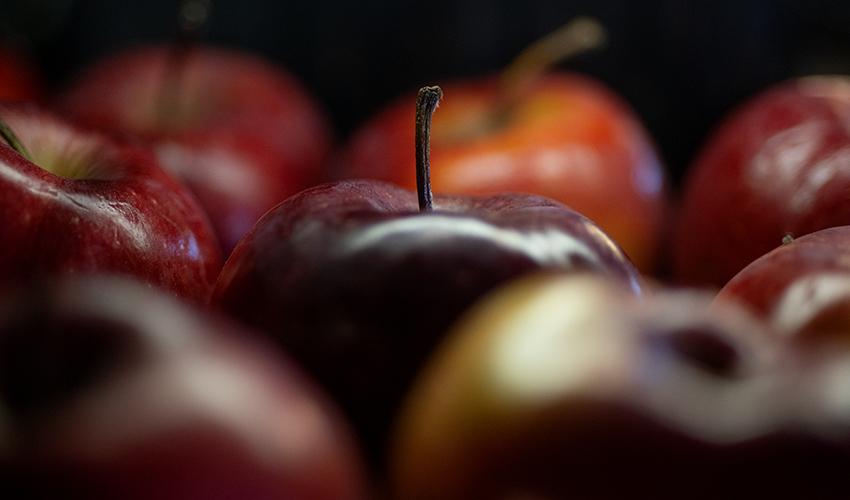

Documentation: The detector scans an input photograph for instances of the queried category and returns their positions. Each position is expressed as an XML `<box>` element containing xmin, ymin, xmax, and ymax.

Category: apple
<box><xmin>716</xmin><ymin>226</ymin><xmax>850</xmax><ymax>342</ymax></box>
<box><xmin>391</xmin><ymin>273</ymin><xmax>850</xmax><ymax>499</ymax></box>
<box><xmin>0</xmin><ymin>47</ymin><xmax>42</xmax><ymax>102</ymax></box>
<box><xmin>0</xmin><ymin>104</ymin><xmax>220</xmax><ymax>301</ymax></box>
<box><xmin>0</xmin><ymin>276</ymin><xmax>367</xmax><ymax>500</ymax></box>
<box><xmin>61</xmin><ymin>43</ymin><xmax>332</xmax><ymax>253</ymax></box>
<box><xmin>214</xmin><ymin>86</ymin><xmax>642</xmax><ymax>463</ymax></box>
<box><xmin>674</xmin><ymin>76</ymin><xmax>850</xmax><ymax>288</ymax></box>
<box><xmin>338</xmin><ymin>19</ymin><xmax>667</xmax><ymax>272</ymax></box>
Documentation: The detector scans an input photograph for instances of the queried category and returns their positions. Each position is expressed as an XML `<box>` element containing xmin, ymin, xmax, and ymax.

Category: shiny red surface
<box><xmin>340</xmin><ymin>74</ymin><xmax>667</xmax><ymax>272</ymax></box>
<box><xmin>717</xmin><ymin>226</ymin><xmax>850</xmax><ymax>339</ymax></box>
<box><xmin>674</xmin><ymin>76</ymin><xmax>850</xmax><ymax>288</ymax></box>
<box><xmin>0</xmin><ymin>105</ymin><xmax>221</xmax><ymax>301</ymax></box>
<box><xmin>61</xmin><ymin>45</ymin><xmax>332</xmax><ymax>253</ymax></box>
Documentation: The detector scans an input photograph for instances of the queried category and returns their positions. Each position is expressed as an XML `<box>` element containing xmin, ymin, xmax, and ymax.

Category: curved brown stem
<box><xmin>158</xmin><ymin>0</ymin><xmax>212</xmax><ymax>129</ymax></box>
<box><xmin>415</xmin><ymin>86</ymin><xmax>443</xmax><ymax>212</ymax></box>
<box><xmin>497</xmin><ymin>17</ymin><xmax>606</xmax><ymax>118</ymax></box>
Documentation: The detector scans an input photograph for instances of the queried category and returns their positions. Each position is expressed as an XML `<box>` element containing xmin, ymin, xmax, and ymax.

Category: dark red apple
<box><xmin>392</xmin><ymin>273</ymin><xmax>850</xmax><ymax>499</ymax></box>
<box><xmin>0</xmin><ymin>104</ymin><xmax>220</xmax><ymax>301</ymax></box>
<box><xmin>0</xmin><ymin>276</ymin><xmax>367</xmax><ymax>500</ymax></box>
<box><xmin>0</xmin><ymin>47</ymin><xmax>42</xmax><ymax>102</ymax></box>
<box><xmin>214</xmin><ymin>86</ymin><xmax>642</xmax><ymax>463</ymax></box>
<box><xmin>339</xmin><ymin>19</ymin><xmax>666</xmax><ymax>272</ymax></box>
<box><xmin>674</xmin><ymin>76</ymin><xmax>850</xmax><ymax>288</ymax></box>
<box><xmin>716</xmin><ymin>226</ymin><xmax>850</xmax><ymax>341</ymax></box>
<box><xmin>61</xmin><ymin>44</ymin><xmax>332</xmax><ymax>253</ymax></box>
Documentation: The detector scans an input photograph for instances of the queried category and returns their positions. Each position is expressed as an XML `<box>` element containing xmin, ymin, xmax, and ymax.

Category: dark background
<box><xmin>3</xmin><ymin>0</ymin><xmax>850</xmax><ymax>182</ymax></box>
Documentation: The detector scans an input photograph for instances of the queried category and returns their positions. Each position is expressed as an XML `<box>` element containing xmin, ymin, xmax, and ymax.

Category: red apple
<box><xmin>392</xmin><ymin>274</ymin><xmax>850</xmax><ymax>499</ymax></box>
<box><xmin>0</xmin><ymin>276</ymin><xmax>367</xmax><ymax>499</ymax></box>
<box><xmin>339</xmin><ymin>20</ymin><xmax>666</xmax><ymax>272</ymax></box>
<box><xmin>716</xmin><ymin>226</ymin><xmax>850</xmax><ymax>341</ymax></box>
<box><xmin>61</xmin><ymin>44</ymin><xmax>332</xmax><ymax>253</ymax></box>
<box><xmin>214</xmin><ymin>86</ymin><xmax>642</xmax><ymax>463</ymax></box>
<box><xmin>0</xmin><ymin>47</ymin><xmax>42</xmax><ymax>102</ymax></box>
<box><xmin>0</xmin><ymin>104</ymin><xmax>220</xmax><ymax>301</ymax></box>
<box><xmin>674</xmin><ymin>76</ymin><xmax>850</xmax><ymax>288</ymax></box>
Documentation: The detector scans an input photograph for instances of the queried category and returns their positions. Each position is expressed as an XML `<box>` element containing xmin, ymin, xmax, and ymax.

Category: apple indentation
<box><xmin>662</xmin><ymin>328</ymin><xmax>741</xmax><ymax>378</ymax></box>
<box><xmin>2</xmin><ymin>109</ymin><xmax>125</xmax><ymax>181</ymax></box>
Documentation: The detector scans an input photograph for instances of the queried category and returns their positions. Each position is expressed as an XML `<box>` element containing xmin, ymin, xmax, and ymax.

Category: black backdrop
<box><xmin>3</xmin><ymin>0</ymin><xmax>850</xmax><ymax>182</ymax></box>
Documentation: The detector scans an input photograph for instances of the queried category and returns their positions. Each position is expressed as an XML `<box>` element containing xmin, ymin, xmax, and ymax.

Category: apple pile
<box><xmin>214</xmin><ymin>86</ymin><xmax>641</xmax><ymax>463</ymax></box>
<box><xmin>6</xmin><ymin>9</ymin><xmax>850</xmax><ymax>499</ymax></box>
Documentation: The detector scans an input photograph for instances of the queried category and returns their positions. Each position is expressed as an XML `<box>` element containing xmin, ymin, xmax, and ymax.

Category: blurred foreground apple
<box><xmin>392</xmin><ymin>274</ymin><xmax>850</xmax><ymax>499</ymax></box>
<box><xmin>61</xmin><ymin>2</ymin><xmax>332</xmax><ymax>253</ymax></box>
<box><xmin>340</xmin><ymin>18</ymin><xmax>666</xmax><ymax>272</ymax></box>
<box><xmin>0</xmin><ymin>277</ymin><xmax>366</xmax><ymax>500</ymax></box>
<box><xmin>717</xmin><ymin>226</ymin><xmax>850</xmax><ymax>342</ymax></box>
<box><xmin>0</xmin><ymin>105</ymin><xmax>220</xmax><ymax>301</ymax></box>
<box><xmin>214</xmin><ymin>86</ymin><xmax>641</xmax><ymax>463</ymax></box>
<box><xmin>675</xmin><ymin>76</ymin><xmax>850</xmax><ymax>287</ymax></box>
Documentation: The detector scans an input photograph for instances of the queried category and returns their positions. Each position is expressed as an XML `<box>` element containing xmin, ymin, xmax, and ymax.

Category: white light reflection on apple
<box><xmin>772</xmin><ymin>272</ymin><xmax>850</xmax><ymax>335</ymax></box>
<box><xmin>747</xmin><ymin>121</ymin><xmax>824</xmax><ymax>208</ymax></box>
<box><xmin>487</xmin><ymin>278</ymin><xmax>630</xmax><ymax>404</ymax></box>
<box><xmin>341</xmin><ymin>214</ymin><xmax>603</xmax><ymax>269</ymax></box>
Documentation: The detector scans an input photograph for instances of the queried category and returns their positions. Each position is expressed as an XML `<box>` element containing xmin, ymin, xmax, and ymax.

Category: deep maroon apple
<box><xmin>214</xmin><ymin>86</ymin><xmax>641</xmax><ymax>463</ymax></box>
<box><xmin>61</xmin><ymin>41</ymin><xmax>332</xmax><ymax>253</ymax></box>
<box><xmin>0</xmin><ymin>276</ymin><xmax>367</xmax><ymax>500</ymax></box>
<box><xmin>393</xmin><ymin>274</ymin><xmax>850</xmax><ymax>499</ymax></box>
<box><xmin>717</xmin><ymin>226</ymin><xmax>850</xmax><ymax>341</ymax></box>
<box><xmin>0</xmin><ymin>104</ymin><xmax>220</xmax><ymax>301</ymax></box>
<box><xmin>674</xmin><ymin>76</ymin><xmax>850</xmax><ymax>288</ymax></box>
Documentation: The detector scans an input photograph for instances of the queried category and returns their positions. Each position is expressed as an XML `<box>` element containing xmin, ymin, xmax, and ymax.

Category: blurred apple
<box><xmin>61</xmin><ymin>44</ymin><xmax>332</xmax><ymax>253</ymax></box>
<box><xmin>0</xmin><ymin>277</ymin><xmax>367</xmax><ymax>500</ymax></box>
<box><xmin>391</xmin><ymin>274</ymin><xmax>850</xmax><ymax>499</ymax></box>
<box><xmin>675</xmin><ymin>76</ymin><xmax>850</xmax><ymax>288</ymax></box>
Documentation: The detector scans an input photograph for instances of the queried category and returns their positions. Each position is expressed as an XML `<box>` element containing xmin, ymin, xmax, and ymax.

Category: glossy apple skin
<box><xmin>716</xmin><ymin>226</ymin><xmax>850</xmax><ymax>340</ymax></box>
<box><xmin>674</xmin><ymin>76</ymin><xmax>850</xmax><ymax>288</ymax></box>
<box><xmin>0</xmin><ymin>277</ymin><xmax>367</xmax><ymax>500</ymax></box>
<box><xmin>214</xmin><ymin>179</ymin><xmax>641</xmax><ymax>463</ymax></box>
<box><xmin>61</xmin><ymin>45</ymin><xmax>332</xmax><ymax>253</ymax></box>
<box><xmin>340</xmin><ymin>74</ymin><xmax>667</xmax><ymax>272</ymax></box>
<box><xmin>0</xmin><ymin>48</ymin><xmax>41</xmax><ymax>102</ymax></box>
<box><xmin>392</xmin><ymin>274</ymin><xmax>850</xmax><ymax>499</ymax></box>
<box><xmin>0</xmin><ymin>105</ymin><xmax>221</xmax><ymax>302</ymax></box>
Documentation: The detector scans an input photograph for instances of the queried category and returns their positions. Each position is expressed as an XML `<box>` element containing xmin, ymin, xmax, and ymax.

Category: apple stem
<box><xmin>415</xmin><ymin>85</ymin><xmax>443</xmax><ymax>212</ymax></box>
<box><xmin>497</xmin><ymin>17</ymin><xmax>606</xmax><ymax>115</ymax></box>
<box><xmin>158</xmin><ymin>0</ymin><xmax>212</xmax><ymax>128</ymax></box>
<box><xmin>0</xmin><ymin>118</ymin><xmax>32</xmax><ymax>162</ymax></box>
